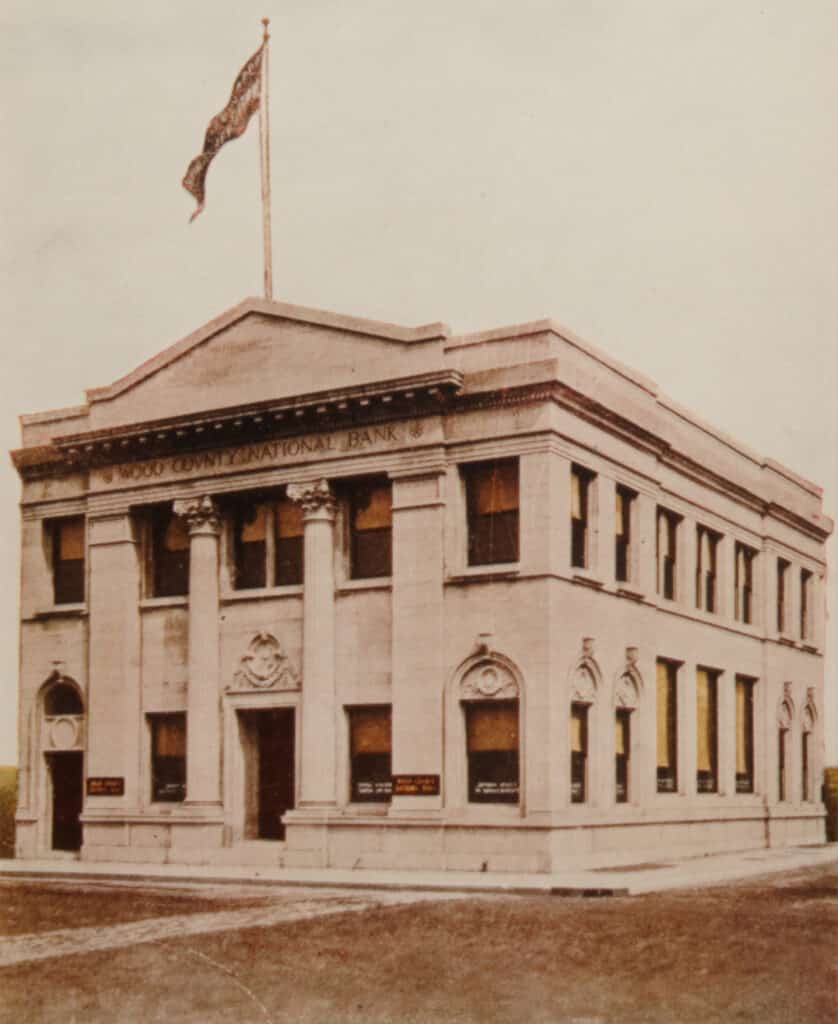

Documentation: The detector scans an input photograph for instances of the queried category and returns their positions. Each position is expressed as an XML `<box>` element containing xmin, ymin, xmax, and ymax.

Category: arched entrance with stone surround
<box><xmin>39</xmin><ymin>674</ymin><xmax>85</xmax><ymax>853</ymax></box>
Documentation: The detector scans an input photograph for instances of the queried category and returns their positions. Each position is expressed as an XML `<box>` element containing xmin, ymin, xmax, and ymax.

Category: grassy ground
<box><xmin>0</xmin><ymin>766</ymin><xmax>15</xmax><ymax>859</ymax></box>
<box><xmin>0</xmin><ymin>880</ymin><xmax>267</xmax><ymax>936</ymax></box>
<box><xmin>1</xmin><ymin>863</ymin><xmax>836</xmax><ymax>1024</ymax></box>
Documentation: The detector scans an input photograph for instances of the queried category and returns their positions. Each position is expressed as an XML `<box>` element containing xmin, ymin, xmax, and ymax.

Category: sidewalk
<box><xmin>1</xmin><ymin>843</ymin><xmax>836</xmax><ymax>896</ymax></box>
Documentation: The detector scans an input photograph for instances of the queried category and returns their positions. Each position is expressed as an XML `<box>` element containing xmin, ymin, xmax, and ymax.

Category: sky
<box><xmin>0</xmin><ymin>1</ymin><xmax>836</xmax><ymax>764</ymax></box>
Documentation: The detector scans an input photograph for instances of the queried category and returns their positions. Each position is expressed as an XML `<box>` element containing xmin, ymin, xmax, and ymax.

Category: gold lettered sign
<box><xmin>91</xmin><ymin>420</ymin><xmax>434</xmax><ymax>490</ymax></box>
<box><xmin>86</xmin><ymin>777</ymin><xmax>125</xmax><ymax>796</ymax></box>
<box><xmin>392</xmin><ymin>774</ymin><xmax>440</xmax><ymax>796</ymax></box>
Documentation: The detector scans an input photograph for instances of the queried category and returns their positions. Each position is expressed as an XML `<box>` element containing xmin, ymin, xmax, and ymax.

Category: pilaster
<box><xmin>718</xmin><ymin>671</ymin><xmax>736</xmax><ymax>798</ymax></box>
<box><xmin>716</xmin><ymin>533</ymin><xmax>734</xmax><ymax>621</ymax></box>
<box><xmin>86</xmin><ymin>513</ymin><xmax>142</xmax><ymax>809</ymax></box>
<box><xmin>597</xmin><ymin>475</ymin><xmax>617</xmax><ymax>589</ymax></box>
<box><xmin>389</xmin><ymin>470</ymin><xmax>445</xmax><ymax>813</ymax></box>
<box><xmin>634</xmin><ymin>491</ymin><xmax>657</xmax><ymax>598</ymax></box>
<box><xmin>679</xmin><ymin>659</ymin><xmax>697</xmax><ymax>799</ymax></box>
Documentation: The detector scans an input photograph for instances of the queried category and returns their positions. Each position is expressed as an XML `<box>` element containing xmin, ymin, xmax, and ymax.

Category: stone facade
<box><xmin>11</xmin><ymin>298</ymin><xmax>833</xmax><ymax>871</ymax></box>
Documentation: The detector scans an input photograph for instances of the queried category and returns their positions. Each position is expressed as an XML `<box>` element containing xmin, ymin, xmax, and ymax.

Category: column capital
<box><xmin>287</xmin><ymin>478</ymin><xmax>336</xmax><ymax>520</ymax></box>
<box><xmin>173</xmin><ymin>495</ymin><xmax>221</xmax><ymax>535</ymax></box>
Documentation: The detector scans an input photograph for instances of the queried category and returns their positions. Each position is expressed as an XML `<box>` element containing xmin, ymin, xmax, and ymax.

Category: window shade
<box><xmin>466</xmin><ymin>703</ymin><xmax>518</xmax><ymax>752</ymax></box>
<box><xmin>353</xmin><ymin>483</ymin><xmax>393</xmax><ymax>530</ymax></box>
<box><xmin>571</xmin><ymin>705</ymin><xmax>587</xmax><ymax>753</ymax></box>
<box><xmin>276</xmin><ymin>497</ymin><xmax>304</xmax><ymax>538</ymax></box>
<box><xmin>163</xmin><ymin>515</ymin><xmax>189</xmax><ymax>552</ymax></box>
<box><xmin>58</xmin><ymin>519</ymin><xmax>85</xmax><ymax>561</ymax></box>
<box><xmin>350</xmin><ymin>708</ymin><xmax>391</xmax><ymax>755</ymax></box>
<box><xmin>153</xmin><ymin>716</ymin><xmax>186</xmax><ymax>757</ymax></box>
<box><xmin>656</xmin><ymin>661</ymin><xmax>676</xmax><ymax>769</ymax></box>
<box><xmin>239</xmin><ymin>503</ymin><xmax>268</xmax><ymax>543</ymax></box>
<box><xmin>696</xmin><ymin>669</ymin><xmax>717</xmax><ymax>773</ymax></box>
<box><xmin>470</xmin><ymin>462</ymin><xmax>518</xmax><ymax>515</ymax></box>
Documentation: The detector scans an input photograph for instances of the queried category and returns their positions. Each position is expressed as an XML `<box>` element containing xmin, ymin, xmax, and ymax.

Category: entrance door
<box><xmin>239</xmin><ymin>708</ymin><xmax>296</xmax><ymax>840</ymax></box>
<box><xmin>48</xmin><ymin>751</ymin><xmax>83</xmax><ymax>851</ymax></box>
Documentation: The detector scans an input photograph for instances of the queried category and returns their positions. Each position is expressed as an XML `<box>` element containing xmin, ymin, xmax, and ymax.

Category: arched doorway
<box><xmin>42</xmin><ymin>679</ymin><xmax>85</xmax><ymax>852</ymax></box>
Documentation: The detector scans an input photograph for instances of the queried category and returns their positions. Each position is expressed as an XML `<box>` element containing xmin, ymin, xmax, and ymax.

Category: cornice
<box><xmin>12</xmin><ymin>370</ymin><xmax>463</xmax><ymax>480</ymax></box>
<box><xmin>10</xmin><ymin>370</ymin><xmax>834</xmax><ymax>544</ymax></box>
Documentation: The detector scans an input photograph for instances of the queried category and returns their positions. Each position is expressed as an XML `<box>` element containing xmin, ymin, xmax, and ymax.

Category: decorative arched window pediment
<box><xmin>777</xmin><ymin>699</ymin><xmax>794</xmax><ymax>731</ymax></box>
<box><xmin>458</xmin><ymin>652</ymin><xmax>521</xmax><ymax>702</ymax></box>
<box><xmin>40</xmin><ymin>672</ymin><xmax>85</xmax><ymax>752</ymax></box>
<box><xmin>802</xmin><ymin>689</ymin><xmax>817</xmax><ymax>733</ymax></box>
<box><xmin>615</xmin><ymin>647</ymin><xmax>643</xmax><ymax>710</ymax></box>
<box><xmin>569</xmin><ymin>638</ymin><xmax>601</xmax><ymax>705</ymax></box>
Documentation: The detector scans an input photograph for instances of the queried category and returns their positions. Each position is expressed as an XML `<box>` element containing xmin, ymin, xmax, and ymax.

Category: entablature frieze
<box><xmin>79</xmin><ymin>443</ymin><xmax>448</xmax><ymax>516</ymax></box>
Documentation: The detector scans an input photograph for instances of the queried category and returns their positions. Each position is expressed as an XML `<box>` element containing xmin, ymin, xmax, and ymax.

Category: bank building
<box><xmin>11</xmin><ymin>297</ymin><xmax>832</xmax><ymax>871</ymax></box>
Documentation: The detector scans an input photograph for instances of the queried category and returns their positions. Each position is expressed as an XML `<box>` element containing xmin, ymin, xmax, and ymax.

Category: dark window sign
<box><xmin>352</xmin><ymin>777</ymin><xmax>393</xmax><ymax>802</ymax></box>
<box><xmin>392</xmin><ymin>774</ymin><xmax>440</xmax><ymax>796</ymax></box>
<box><xmin>87</xmin><ymin>777</ymin><xmax>125</xmax><ymax>796</ymax></box>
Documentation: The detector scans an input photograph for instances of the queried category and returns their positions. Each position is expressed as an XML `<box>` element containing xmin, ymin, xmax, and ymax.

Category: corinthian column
<box><xmin>286</xmin><ymin>479</ymin><xmax>337</xmax><ymax>808</ymax></box>
<box><xmin>173</xmin><ymin>495</ymin><xmax>222</xmax><ymax>807</ymax></box>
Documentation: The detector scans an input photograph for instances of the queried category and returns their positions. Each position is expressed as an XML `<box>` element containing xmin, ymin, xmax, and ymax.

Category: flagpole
<box><xmin>259</xmin><ymin>17</ymin><xmax>274</xmax><ymax>299</ymax></box>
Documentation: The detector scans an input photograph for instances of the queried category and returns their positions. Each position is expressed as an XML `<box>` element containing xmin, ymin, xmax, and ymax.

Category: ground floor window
<box><xmin>150</xmin><ymin>713</ymin><xmax>186</xmax><ymax>802</ymax></box>
<box><xmin>570</xmin><ymin>703</ymin><xmax>589</xmax><ymax>803</ymax></box>
<box><xmin>656</xmin><ymin>659</ymin><xmax>678</xmax><ymax>793</ymax></box>
<box><xmin>801</xmin><ymin>731</ymin><xmax>810</xmax><ymax>802</ymax></box>
<box><xmin>348</xmin><ymin>706</ymin><xmax>392</xmax><ymax>802</ymax></box>
<box><xmin>778</xmin><ymin>728</ymin><xmax>788</xmax><ymax>802</ymax></box>
<box><xmin>696</xmin><ymin>668</ymin><xmax>719</xmax><ymax>794</ymax></box>
<box><xmin>735</xmin><ymin>676</ymin><xmax>755</xmax><ymax>793</ymax></box>
<box><xmin>465</xmin><ymin>700</ymin><xmax>519</xmax><ymax>803</ymax></box>
<box><xmin>615</xmin><ymin>708</ymin><xmax>631</xmax><ymax>803</ymax></box>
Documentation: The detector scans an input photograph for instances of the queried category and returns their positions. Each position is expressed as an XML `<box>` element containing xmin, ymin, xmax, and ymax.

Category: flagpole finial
<box><xmin>262</xmin><ymin>17</ymin><xmax>270</xmax><ymax>41</ymax></box>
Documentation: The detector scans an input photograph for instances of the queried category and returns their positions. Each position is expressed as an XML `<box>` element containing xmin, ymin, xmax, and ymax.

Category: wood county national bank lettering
<box><xmin>11</xmin><ymin>298</ymin><xmax>833</xmax><ymax>870</ymax></box>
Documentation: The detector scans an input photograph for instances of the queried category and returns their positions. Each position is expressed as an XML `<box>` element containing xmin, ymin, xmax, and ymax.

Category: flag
<box><xmin>182</xmin><ymin>43</ymin><xmax>264</xmax><ymax>221</ymax></box>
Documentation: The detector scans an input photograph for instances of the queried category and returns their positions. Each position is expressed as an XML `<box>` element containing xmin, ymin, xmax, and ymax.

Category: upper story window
<box><xmin>800</xmin><ymin>568</ymin><xmax>813</xmax><ymax>641</ymax></box>
<box><xmin>615</xmin><ymin>485</ymin><xmax>635</xmax><ymax>584</ymax></box>
<box><xmin>695</xmin><ymin>526</ymin><xmax>720</xmax><ymax>613</ymax></box>
<box><xmin>776</xmin><ymin>558</ymin><xmax>789</xmax><ymax>633</ymax></box>
<box><xmin>656</xmin><ymin>508</ymin><xmax>680</xmax><ymax>601</ymax></box>
<box><xmin>463</xmin><ymin>458</ymin><xmax>519</xmax><ymax>567</ymax></box>
<box><xmin>734</xmin><ymin>542</ymin><xmax>756</xmax><ymax>625</ymax></box>
<box><xmin>150</xmin><ymin>506</ymin><xmax>189</xmax><ymax>597</ymax></box>
<box><xmin>231</xmin><ymin>492</ymin><xmax>303</xmax><ymax>590</ymax></box>
<box><xmin>346</xmin><ymin>478</ymin><xmax>392</xmax><ymax>579</ymax></box>
<box><xmin>570</xmin><ymin>465</ymin><xmax>595</xmax><ymax>569</ymax></box>
<box><xmin>49</xmin><ymin>516</ymin><xmax>85</xmax><ymax>605</ymax></box>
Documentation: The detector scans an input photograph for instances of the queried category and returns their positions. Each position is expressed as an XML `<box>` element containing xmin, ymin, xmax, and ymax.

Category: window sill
<box><xmin>221</xmin><ymin>585</ymin><xmax>304</xmax><ymax>603</ymax></box>
<box><xmin>31</xmin><ymin>604</ymin><xmax>87</xmax><ymax>620</ymax></box>
<box><xmin>343</xmin><ymin>803</ymin><xmax>391</xmax><ymax>816</ymax></box>
<box><xmin>801</xmin><ymin>643</ymin><xmax>820</xmax><ymax>655</ymax></box>
<box><xmin>571</xmin><ymin>571</ymin><xmax>604</xmax><ymax>590</ymax></box>
<box><xmin>447</xmin><ymin>564</ymin><xmax>520</xmax><ymax>584</ymax></box>
<box><xmin>615</xmin><ymin>586</ymin><xmax>644</xmax><ymax>602</ymax></box>
<box><xmin>139</xmin><ymin>596</ymin><xmax>188</xmax><ymax>610</ymax></box>
<box><xmin>336</xmin><ymin>577</ymin><xmax>392</xmax><ymax>594</ymax></box>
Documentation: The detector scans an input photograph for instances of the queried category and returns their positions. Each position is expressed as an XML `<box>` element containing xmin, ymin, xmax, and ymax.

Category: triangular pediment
<box><xmin>86</xmin><ymin>298</ymin><xmax>449</xmax><ymax>431</ymax></box>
